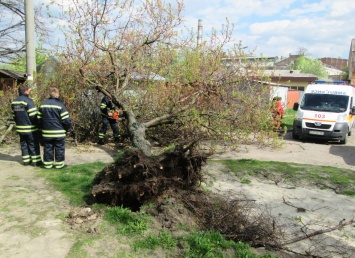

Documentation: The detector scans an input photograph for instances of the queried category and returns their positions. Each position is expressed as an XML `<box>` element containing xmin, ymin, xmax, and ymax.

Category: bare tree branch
<box><xmin>282</xmin><ymin>220</ymin><xmax>354</xmax><ymax>246</ymax></box>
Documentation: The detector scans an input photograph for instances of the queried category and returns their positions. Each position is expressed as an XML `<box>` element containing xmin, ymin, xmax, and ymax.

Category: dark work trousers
<box><xmin>99</xmin><ymin>117</ymin><xmax>120</xmax><ymax>140</ymax></box>
<box><xmin>43</xmin><ymin>138</ymin><xmax>66</xmax><ymax>169</ymax></box>
<box><xmin>19</xmin><ymin>132</ymin><xmax>41</xmax><ymax>165</ymax></box>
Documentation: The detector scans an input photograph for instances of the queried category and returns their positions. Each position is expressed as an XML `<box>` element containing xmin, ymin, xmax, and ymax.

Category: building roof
<box><xmin>222</xmin><ymin>56</ymin><xmax>278</xmax><ymax>69</ymax></box>
<box><xmin>263</xmin><ymin>69</ymin><xmax>318</xmax><ymax>85</ymax></box>
<box><xmin>263</xmin><ymin>69</ymin><xmax>317</xmax><ymax>78</ymax></box>
<box><xmin>0</xmin><ymin>69</ymin><xmax>27</xmax><ymax>81</ymax></box>
<box><xmin>274</xmin><ymin>54</ymin><xmax>302</xmax><ymax>70</ymax></box>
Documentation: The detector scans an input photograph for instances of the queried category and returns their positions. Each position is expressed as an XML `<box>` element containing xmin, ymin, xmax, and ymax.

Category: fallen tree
<box><xmin>41</xmin><ymin>0</ymin><xmax>288</xmax><ymax>253</ymax></box>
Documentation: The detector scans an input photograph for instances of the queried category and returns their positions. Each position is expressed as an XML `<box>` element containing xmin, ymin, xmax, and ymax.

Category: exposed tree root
<box><xmin>90</xmin><ymin>147</ymin><xmax>355</xmax><ymax>256</ymax></box>
<box><xmin>91</xmin><ymin>146</ymin><xmax>206</xmax><ymax>210</ymax></box>
<box><xmin>91</xmin><ymin>147</ymin><xmax>284</xmax><ymax>248</ymax></box>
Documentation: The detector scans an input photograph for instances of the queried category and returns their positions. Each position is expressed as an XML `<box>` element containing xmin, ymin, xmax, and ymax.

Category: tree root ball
<box><xmin>91</xmin><ymin>147</ymin><xmax>207</xmax><ymax>210</ymax></box>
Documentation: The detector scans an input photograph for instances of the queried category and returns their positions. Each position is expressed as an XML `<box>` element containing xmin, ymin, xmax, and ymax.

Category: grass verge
<box><xmin>38</xmin><ymin>162</ymin><xmax>276</xmax><ymax>257</ymax></box>
<box><xmin>281</xmin><ymin>108</ymin><xmax>296</xmax><ymax>130</ymax></box>
<box><xmin>217</xmin><ymin>159</ymin><xmax>355</xmax><ymax>196</ymax></box>
<box><xmin>38</xmin><ymin>162</ymin><xmax>106</xmax><ymax>206</ymax></box>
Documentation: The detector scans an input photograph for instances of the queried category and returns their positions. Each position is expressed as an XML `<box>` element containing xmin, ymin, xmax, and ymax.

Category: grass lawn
<box><xmin>37</xmin><ymin>152</ymin><xmax>355</xmax><ymax>257</ymax></box>
<box><xmin>39</xmin><ymin>162</ymin><xmax>276</xmax><ymax>258</ymax></box>
<box><xmin>281</xmin><ymin>108</ymin><xmax>296</xmax><ymax>130</ymax></box>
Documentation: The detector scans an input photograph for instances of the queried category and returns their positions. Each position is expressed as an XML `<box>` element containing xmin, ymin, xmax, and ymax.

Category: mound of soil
<box><xmin>91</xmin><ymin>147</ymin><xmax>207</xmax><ymax>210</ymax></box>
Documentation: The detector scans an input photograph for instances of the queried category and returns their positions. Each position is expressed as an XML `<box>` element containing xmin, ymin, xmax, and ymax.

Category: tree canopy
<box><xmin>34</xmin><ymin>0</ymin><xmax>278</xmax><ymax>156</ymax></box>
<box><xmin>292</xmin><ymin>55</ymin><xmax>328</xmax><ymax>79</ymax></box>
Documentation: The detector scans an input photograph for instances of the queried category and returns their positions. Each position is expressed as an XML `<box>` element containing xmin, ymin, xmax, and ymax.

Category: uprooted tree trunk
<box><xmin>92</xmin><ymin>86</ymin><xmax>207</xmax><ymax>208</ymax></box>
<box><xmin>95</xmin><ymin>85</ymin><xmax>200</xmax><ymax>156</ymax></box>
<box><xmin>95</xmin><ymin>86</ymin><xmax>153</xmax><ymax>156</ymax></box>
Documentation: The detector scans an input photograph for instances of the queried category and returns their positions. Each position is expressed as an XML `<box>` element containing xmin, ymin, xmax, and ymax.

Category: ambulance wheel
<box><xmin>348</xmin><ymin>129</ymin><xmax>352</xmax><ymax>136</ymax></box>
<box><xmin>340</xmin><ymin>133</ymin><xmax>348</xmax><ymax>144</ymax></box>
<box><xmin>292</xmin><ymin>132</ymin><xmax>299</xmax><ymax>140</ymax></box>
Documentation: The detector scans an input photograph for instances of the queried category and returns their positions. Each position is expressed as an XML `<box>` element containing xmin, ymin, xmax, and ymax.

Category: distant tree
<box><xmin>341</xmin><ymin>66</ymin><xmax>349</xmax><ymax>81</ymax></box>
<box><xmin>0</xmin><ymin>48</ymin><xmax>49</xmax><ymax>71</ymax></box>
<box><xmin>297</xmin><ymin>47</ymin><xmax>309</xmax><ymax>56</ymax></box>
<box><xmin>0</xmin><ymin>0</ymin><xmax>48</xmax><ymax>64</ymax></box>
<box><xmin>292</xmin><ymin>56</ymin><xmax>328</xmax><ymax>79</ymax></box>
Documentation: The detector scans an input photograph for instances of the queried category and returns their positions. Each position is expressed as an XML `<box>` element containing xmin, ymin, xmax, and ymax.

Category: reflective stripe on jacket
<box><xmin>100</xmin><ymin>96</ymin><xmax>117</xmax><ymax>118</ymax></box>
<box><xmin>38</xmin><ymin>97</ymin><xmax>72</xmax><ymax>138</ymax></box>
<box><xmin>11</xmin><ymin>94</ymin><xmax>38</xmax><ymax>134</ymax></box>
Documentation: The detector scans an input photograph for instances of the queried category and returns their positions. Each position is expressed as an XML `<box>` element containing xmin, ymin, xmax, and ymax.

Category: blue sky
<box><xmin>37</xmin><ymin>0</ymin><xmax>355</xmax><ymax>60</ymax></box>
<box><xmin>179</xmin><ymin>0</ymin><xmax>355</xmax><ymax>59</ymax></box>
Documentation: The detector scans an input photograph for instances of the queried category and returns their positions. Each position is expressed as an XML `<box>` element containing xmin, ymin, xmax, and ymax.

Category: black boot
<box><xmin>98</xmin><ymin>138</ymin><xmax>105</xmax><ymax>145</ymax></box>
<box><xmin>114</xmin><ymin>135</ymin><xmax>122</xmax><ymax>143</ymax></box>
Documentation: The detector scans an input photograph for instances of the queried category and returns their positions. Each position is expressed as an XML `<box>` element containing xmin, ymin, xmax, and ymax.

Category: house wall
<box><xmin>269</xmin><ymin>78</ymin><xmax>313</xmax><ymax>91</ymax></box>
<box><xmin>320</xmin><ymin>58</ymin><xmax>347</xmax><ymax>70</ymax></box>
<box><xmin>271</xmin><ymin>86</ymin><xmax>288</xmax><ymax>110</ymax></box>
<box><xmin>269</xmin><ymin>86</ymin><xmax>301</xmax><ymax>109</ymax></box>
<box><xmin>287</xmin><ymin>90</ymin><xmax>300</xmax><ymax>109</ymax></box>
<box><xmin>351</xmin><ymin>71</ymin><xmax>355</xmax><ymax>85</ymax></box>
<box><xmin>348</xmin><ymin>39</ymin><xmax>355</xmax><ymax>85</ymax></box>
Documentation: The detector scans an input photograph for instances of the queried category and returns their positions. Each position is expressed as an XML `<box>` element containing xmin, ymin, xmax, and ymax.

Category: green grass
<box><xmin>38</xmin><ymin>162</ymin><xmax>106</xmax><ymax>205</ymax></box>
<box><xmin>281</xmin><ymin>108</ymin><xmax>296</xmax><ymax>130</ymax></box>
<box><xmin>37</xmin><ymin>162</ymin><xmax>278</xmax><ymax>257</ymax></box>
<box><xmin>183</xmin><ymin>231</ymin><xmax>275</xmax><ymax>258</ymax></box>
<box><xmin>104</xmin><ymin>206</ymin><xmax>150</xmax><ymax>234</ymax></box>
<box><xmin>134</xmin><ymin>230</ymin><xmax>177</xmax><ymax>251</ymax></box>
<box><xmin>36</xmin><ymin>157</ymin><xmax>355</xmax><ymax>258</ymax></box>
<box><xmin>218</xmin><ymin>159</ymin><xmax>355</xmax><ymax>196</ymax></box>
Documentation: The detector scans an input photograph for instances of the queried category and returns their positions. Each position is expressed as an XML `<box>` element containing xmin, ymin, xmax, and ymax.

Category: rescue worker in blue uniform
<box><xmin>11</xmin><ymin>84</ymin><xmax>42</xmax><ymax>166</ymax></box>
<box><xmin>38</xmin><ymin>87</ymin><xmax>72</xmax><ymax>169</ymax></box>
<box><xmin>98</xmin><ymin>96</ymin><xmax>120</xmax><ymax>145</ymax></box>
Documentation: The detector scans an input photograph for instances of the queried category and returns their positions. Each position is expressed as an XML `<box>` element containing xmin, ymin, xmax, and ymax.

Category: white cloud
<box><xmin>250</xmin><ymin>20</ymin><xmax>292</xmax><ymax>34</ymax></box>
<box><xmin>247</xmin><ymin>9</ymin><xmax>353</xmax><ymax>57</ymax></box>
<box><xmin>329</xmin><ymin>0</ymin><xmax>355</xmax><ymax>17</ymax></box>
<box><xmin>224</xmin><ymin>0</ymin><xmax>295</xmax><ymax>16</ymax></box>
<box><xmin>36</xmin><ymin>0</ymin><xmax>355</xmax><ymax>59</ymax></box>
<box><xmin>181</xmin><ymin>0</ymin><xmax>355</xmax><ymax>58</ymax></box>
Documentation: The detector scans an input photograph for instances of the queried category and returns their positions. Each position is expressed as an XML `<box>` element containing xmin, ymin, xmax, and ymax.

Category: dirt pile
<box><xmin>91</xmin><ymin>147</ymin><xmax>206</xmax><ymax>209</ymax></box>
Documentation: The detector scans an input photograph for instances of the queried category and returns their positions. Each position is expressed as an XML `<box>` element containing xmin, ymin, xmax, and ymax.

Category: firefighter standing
<box><xmin>11</xmin><ymin>84</ymin><xmax>42</xmax><ymax>166</ymax></box>
<box><xmin>38</xmin><ymin>87</ymin><xmax>72</xmax><ymax>169</ymax></box>
<box><xmin>97</xmin><ymin>96</ymin><xmax>121</xmax><ymax>145</ymax></box>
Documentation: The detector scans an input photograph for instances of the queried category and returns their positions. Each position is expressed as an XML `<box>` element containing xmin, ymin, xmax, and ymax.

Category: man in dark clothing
<box><xmin>38</xmin><ymin>87</ymin><xmax>72</xmax><ymax>169</ymax></box>
<box><xmin>98</xmin><ymin>96</ymin><xmax>120</xmax><ymax>145</ymax></box>
<box><xmin>11</xmin><ymin>84</ymin><xmax>42</xmax><ymax>166</ymax></box>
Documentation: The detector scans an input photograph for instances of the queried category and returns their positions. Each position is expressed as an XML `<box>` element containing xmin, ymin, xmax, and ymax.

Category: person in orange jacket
<box><xmin>271</xmin><ymin>97</ymin><xmax>284</xmax><ymax>131</ymax></box>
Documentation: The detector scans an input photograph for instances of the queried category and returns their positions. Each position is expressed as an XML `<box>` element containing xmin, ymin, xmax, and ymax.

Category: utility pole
<box><xmin>197</xmin><ymin>19</ymin><xmax>202</xmax><ymax>48</ymax></box>
<box><xmin>25</xmin><ymin>0</ymin><xmax>36</xmax><ymax>81</ymax></box>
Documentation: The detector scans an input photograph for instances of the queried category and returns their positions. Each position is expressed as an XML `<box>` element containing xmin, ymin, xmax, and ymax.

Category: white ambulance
<box><xmin>292</xmin><ymin>80</ymin><xmax>355</xmax><ymax>144</ymax></box>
